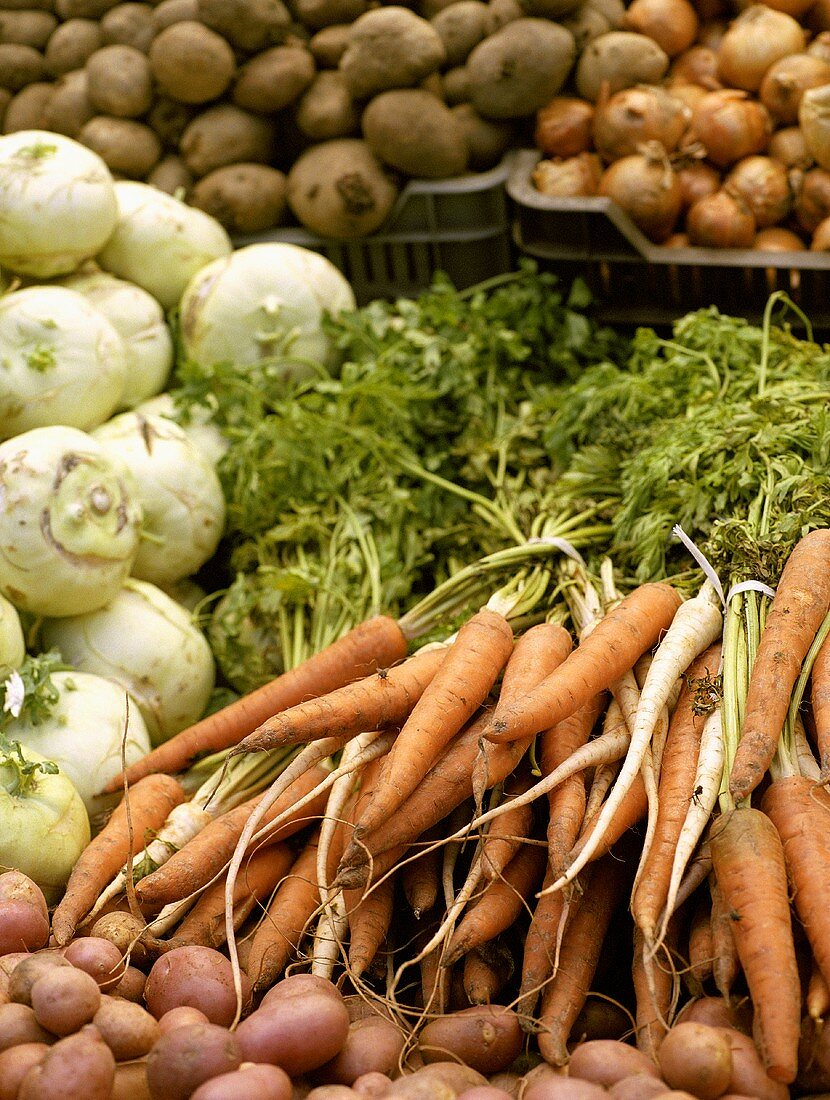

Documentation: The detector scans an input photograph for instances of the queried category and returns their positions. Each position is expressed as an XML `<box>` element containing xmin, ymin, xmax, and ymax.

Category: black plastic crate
<box><xmin>508</xmin><ymin>149</ymin><xmax>830</xmax><ymax>327</ymax></box>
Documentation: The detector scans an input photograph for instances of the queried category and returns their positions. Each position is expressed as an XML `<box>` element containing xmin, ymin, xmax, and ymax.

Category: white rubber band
<box><xmin>526</xmin><ymin>536</ymin><xmax>587</xmax><ymax>567</ymax></box>
<box><xmin>725</xmin><ymin>579</ymin><xmax>777</xmax><ymax>604</ymax></box>
<box><xmin>672</xmin><ymin>524</ymin><xmax>726</xmax><ymax>607</ymax></box>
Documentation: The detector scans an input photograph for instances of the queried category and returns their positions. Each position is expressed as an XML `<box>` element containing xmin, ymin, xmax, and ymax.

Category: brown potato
<box><xmin>450</xmin><ymin>102</ymin><xmax>511</xmax><ymax>168</ymax></box>
<box><xmin>93</xmin><ymin>997</ymin><xmax>160</xmax><ymax>1061</ymax></box>
<box><xmin>145</xmin><ymin>1023</ymin><xmax>242</xmax><ymax>1100</ymax></box>
<box><xmin>43</xmin><ymin>17</ymin><xmax>101</xmax><ymax>75</ymax></box>
<box><xmin>79</xmin><ymin>115</ymin><xmax>162</xmax><ymax>176</ymax></box>
<box><xmin>443</xmin><ymin>65</ymin><xmax>470</xmax><ymax>104</ymax></box>
<box><xmin>196</xmin><ymin>0</ymin><xmax>292</xmax><ymax>52</ymax></box>
<box><xmin>362</xmin><ymin>88</ymin><xmax>469</xmax><ymax>177</ymax></box>
<box><xmin>0</xmin><ymin>1043</ymin><xmax>49</xmax><ymax>1100</ymax></box>
<box><xmin>314</xmin><ymin>1017</ymin><xmax>406</xmax><ymax>1086</ymax></box>
<box><xmin>657</xmin><ymin>1023</ymin><xmax>732</xmax><ymax>1099</ymax></box>
<box><xmin>294</xmin><ymin>0</ymin><xmax>366</xmax><ymax>29</ymax></box>
<box><xmin>89</xmin><ymin>914</ymin><xmax>151</xmax><ymax>968</ymax></box>
<box><xmin>309</xmin><ymin>23</ymin><xmax>350</xmax><ymax>67</ymax></box>
<box><xmin>56</xmin><ymin>0</ymin><xmax>122</xmax><ymax>17</ymax></box>
<box><xmin>86</xmin><ymin>43</ymin><xmax>152</xmax><ymax>116</ymax></box>
<box><xmin>236</xmin><ymin>993</ymin><xmax>350</xmax><ymax>1077</ymax></box>
<box><xmin>339</xmin><ymin>7</ymin><xmax>446</xmax><ymax>99</ymax></box>
<box><xmin>2</xmin><ymin>81</ymin><xmax>50</xmax><ymax>131</ymax></box>
<box><xmin>569</xmin><ymin>1041</ymin><xmax>661</xmax><ymax>1088</ymax></box>
<box><xmin>0</xmin><ymin>10</ymin><xmax>56</xmax><ymax>47</ymax></box>
<box><xmin>147</xmin><ymin>96</ymin><xmax>194</xmax><ymax>148</ymax></box>
<box><xmin>30</xmin><ymin>966</ymin><xmax>101</xmax><ymax>1037</ymax></box>
<box><xmin>147</xmin><ymin>153</ymin><xmax>194</xmax><ymax>195</ymax></box>
<box><xmin>0</xmin><ymin>42</ymin><xmax>44</xmax><ymax>90</ymax></box>
<box><xmin>232</xmin><ymin>45</ymin><xmax>315</xmax><ymax>113</ymax></box>
<box><xmin>151</xmin><ymin>0</ymin><xmax>197</xmax><ymax>33</ymax></box>
<box><xmin>431</xmin><ymin>0</ymin><xmax>488</xmax><ymax>65</ymax></box>
<box><xmin>296</xmin><ymin>70</ymin><xmax>357</xmax><ymax>139</ymax></box>
<box><xmin>145</xmin><ymin>946</ymin><xmax>251</xmax><ymax>1028</ymax></box>
<box><xmin>9</xmin><ymin>954</ymin><xmax>72</xmax><ymax>1006</ymax></box>
<box><xmin>466</xmin><ymin>18</ymin><xmax>575</xmax><ymax>117</ymax></box>
<box><xmin>17</xmin><ymin>1026</ymin><xmax>115</xmax><ymax>1100</ymax></box>
<box><xmin>100</xmin><ymin>2</ymin><xmax>154</xmax><ymax>50</ymax></box>
<box><xmin>574</xmin><ymin>30</ymin><xmax>668</xmax><ymax>101</ymax></box>
<box><xmin>149</xmin><ymin>21</ymin><xmax>235</xmax><ymax>105</ymax></box>
<box><xmin>179</xmin><ymin>103</ymin><xmax>274</xmax><ymax>176</ymax></box>
<box><xmin>192</xmin><ymin>162</ymin><xmax>286</xmax><ymax>233</ymax></box>
<box><xmin>0</xmin><ymin>1004</ymin><xmax>52</xmax><ymax>1052</ymax></box>
<box><xmin>419</xmin><ymin>1006</ymin><xmax>522</xmax><ymax>1077</ymax></box>
<box><xmin>41</xmin><ymin>68</ymin><xmax>94</xmax><ymax>135</ymax></box>
<box><xmin>0</xmin><ymin>88</ymin><xmax>11</xmax><ymax>125</ymax></box>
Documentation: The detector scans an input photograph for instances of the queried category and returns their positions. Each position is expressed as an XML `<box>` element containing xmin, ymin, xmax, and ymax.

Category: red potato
<box><xmin>0</xmin><ymin>1042</ymin><xmax>49</xmax><ymax>1100</ymax></box>
<box><xmin>145</xmin><ymin>946</ymin><xmax>251</xmax><ymax>1027</ymax></box>
<box><xmin>189</xmin><ymin>1062</ymin><xmax>292</xmax><ymax>1100</ymax></box>
<box><xmin>458</xmin><ymin>1089</ymin><xmax>515</xmax><ymax>1098</ymax></box>
<box><xmin>418</xmin><ymin>1006</ymin><xmax>523</xmax><ymax>1076</ymax></box>
<box><xmin>112</xmin><ymin>966</ymin><xmax>146</xmax><ymax>1004</ymax></box>
<box><xmin>488</xmin><ymin>1074</ymin><xmax>521</xmax><ymax>1097</ymax></box>
<box><xmin>304</xmin><ymin>1089</ymin><xmax>357</xmax><ymax>1099</ymax></box>
<box><xmin>8</xmin><ymin>954</ymin><xmax>71</xmax><ymax>1006</ymax></box>
<box><xmin>568</xmin><ymin>1041</ymin><xmax>661</xmax><ymax>1087</ymax></box>
<box><xmin>352</xmin><ymin>1073</ymin><xmax>393</xmax><ymax>1096</ymax></box>
<box><xmin>236</xmin><ymin>993</ymin><xmax>350</xmax><ymax>1077</ymax></box>
<box><xmin>674</xmin><ymin>998</ymin><xmax>751</xmax><ymax>1035</ymax></box>
<box><xmin>157</xmin><ymin>1005</ymin><xmax>210</xmax><ymax>1033</ymax></box>
<box><xmin>0</xmin><ymin>874</ymin><xmax>49</xmax><ymax>956</ymax></box>
<box><xmin>608</xmin><ymin>1077</ymin><xmax>670</xmax><ymax>1099</ymax></box>
<box><xmin>523</xmin><ymin>1079</ymin><xmax>609</xmax><ymax>1099</ymax></box>
<box><xmin>314</xmin><ymin>1017</ymin><xmax>405</xmax><ymax>1085</ymax></box>
<box><xmin>111</xmin><ymin>1061</ymin><xmax>152</xmax><ymax>1100</ymax></box>
<box><xmin>0</xmin><ymin>1004</ymin><xmax>53</xmax><ymax>1051</ymax></box>
<box><xmin>260</xmin><ymin>974</ymin><xmax>344</xmax><ymax>1008</ymax></box>
<box><xmin>93</xmin><ymin>997</ymin><xmax>160</xmax><ymax>1060</ymax></box>
<box><xmin>63</xmin><ymin>937</ymin><xmax>126</xmax><ymax>991</ymax></box>
<box><xmin>717</xmin><ymin>1029</ymin><xmax>788</xmax><ymax>1100</ymax></box>
<box><xmin>657</xmin><ymin>1022</ymin><xmax>731</xmax><ymax>1099</ymax></box>
<box><xmin>17</xmin><ymin>1026</ymin><xmax>115</xmax><ymax>1100</ymax></box>
<box><xmin>145</xmin><ymin>1022</ymin><xmax>243</xmax><ymax>1100</ymax></box>
<box><xmin>30</xmin><ymin>966</ymin><xmax>101</xmax><ymax>1036</ymax></box>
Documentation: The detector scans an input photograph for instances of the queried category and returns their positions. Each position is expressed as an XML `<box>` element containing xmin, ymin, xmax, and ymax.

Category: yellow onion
<box><xmin>676</xmin><ymin>160</ymin><xmax>721</xmax><ymax>209</ymax></box>
<box><xmin>760</xmin><ymin>54</ymin><xmax>830</xmax><ymax>124</ymax></box>
<box><xmin>811</xmin><ymin>214</ymin><xmax>830</xmax><ymax>248</ymax></box>
<box><xmin>599</xmin><ymin>143</ymin><xmax>682</xmax><ymax>241</ymax></box>
<box><xmin>697</xmin><ymin>20</ymin><xmax>728</xmax><ymax>49</ymax></box>
<box><xmin>532</xmin><ymin>153</ymin><xmax>603</xmax><ymax>196</ymax></box>
<box><xmin>725</xmin><ymin>155</ymin><xmax>792</xmax><ymax>226</ymax></box>
<box><xmin>761</xmin><ymin>0</ymin><xmax>814</xmax><ymax>16</ymax></box>
<box><xmin>794</xmin><ymin>166</ymin><xmax>830</xmax><ymax>231</ymax></box>
<box><xmin>691</xmin><ymin>89</ymin><xmax>771</xmax><ymax>166</ymax></box>
<box><xmin>593</xmin><ymin>85</ymin><xmax>691</xmax><ymax>160</ymax></box>
<box><xmin>800</xmin><ymin>84</ymin><xmax>830</xmax><ymax>171</ymax></box>
<box><xmin>768</xmin><ymin>126</ymin><xmax>812</xmax><ymax>169</ymax></box>
<box><xmin>754</xmin><ymin>226</ymin><xmax>805</xmax><ymax>249</ymax></box>
<box><xmin>669</xmin><ymin>84</ymin><xmax>709</xmax><ymax>113</ymax></box>
<box><xmin>717</xmin><ymin>6</ymin><xmax>805</xmax><ymax>92</ymax></box>
<box><xmin>687</xmin><ymin>189</ymin><xmax>756</xmax><ymax>246</ymax></box>
<box><xmin>623</xmin><ymin>0</ymin><xmax>698</xmax><ymax>57</ymax></box>
<box><xmin>808</xmin><ymin>33</ymin><xmax>830</xmax><ymax>64</ymax></box>
<box><xmin>664</xmin><ymin>231</ymin><xmax>691</xmax><ymax>246</ymax></box>
<box><xmin>809</xmin><ymin>0</ymin><xmax>830</xmax><ymax>34</ymax></box>
<box><xmin>669</xmin><ymin>46</ymin><xmax>722</xmax><ymax>89</ymax></box>
<box><xmin>535</xmin><ymin>98</ymin><xmax>595</xmax><ymax>158</ymax></box>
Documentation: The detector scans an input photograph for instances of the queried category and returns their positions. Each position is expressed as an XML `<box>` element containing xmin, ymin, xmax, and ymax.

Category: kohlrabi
<box><xmin>0</xmin><ymin>596</ymin><xmax>25</xmax><ymax>672</ymax></box>
<box><xmin>0</xmin><ymin>426</ymin><xmax>143</xmax><ymax>617</ymax></box>
<box><xmin>134</xmin><ymin>392</ymin><xmax>229</xmax><ymax>467</ymax></box>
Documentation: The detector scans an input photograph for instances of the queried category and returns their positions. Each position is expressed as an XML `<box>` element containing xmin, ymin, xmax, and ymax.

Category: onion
<box><xmin>800</xmin><ymin>84</ymin><xmax>830</xmax><ymax>171</ymax></box>
<box><xmin>759</xmin><ymin>54</ymin><xmax>830</xmax><ymax>123</ymax></box>
<box><xmin>697</xmin><ymin>20</ymin><xmax>727</xmax><ymax>49</ymax></box>
<box><xmin>599</xmin><ymin>143</ymin><xmax>682</xmax><ymax>240</ymax></box>
<box><xmin>532</xmin><ymin>153</ymin><xmax>603</xmax><ymax>195</ymax></box>
<box><xmin>691</xmin><ymin>89</ymin><xmax>770</xmax><ymax>166</ymax></box>
<box><xmin>664</xmin><ymin>231</ymin><xmax>690</xmax><ymax>246</ymax></box>
<box><xmin>754</xmin><ymin>226</ymin><xmax>805</xmax><ymax>249</ymax></box>
<box><xmin>768</xmin><ymin>126</ymin><xmax>812</xmax><ymax>169</ymax></box>
<box><xmin>669</xmin><ymin>46</ymin><xmax>722</xmax><ymax>89</ymax></box>
<box><xmin>794</xmin><ymin>166</ymin><xmax>830</xmax><ymax>231</ymax></box>
<box><xmin>675</xmin><ymin>160</ymin><xmax>721</xmax><ymax>209</ymax></box>
<box><xmin>592</xmin><ymin>85</ymin><xmax>690</xmax><ymax>160</ymax></box>
<box><xmin>809</xmin><ymin>0</ymin><xmax>830</xmax><ymax>34</ymax></box>
<box><xmin>669</xmin><ymin>84</ymin><xmax>709</xmax><ymax>112</ymax></box>
<box><xmin>696</xmin><ymin>0</ymin><xmax>725</xmax><ymax>19</ymax></box>
<box><xmin>687</xmin><ymin>189</ymin><xmax>756</xmax><ymax>247</ymax></box>
<box><xmin>725</xmin><ymin>155</ymin><xmax>792</xmax><ymax>226</ymax></box>
<box><xmin>717</xmin><ymin>6</ymin><xmax>805</xmax><ymax>92</ymax></box>
<box><xmin>761</xmin><ymin>0</ymin><xmax>814</xmax><ymax>16</ymax></box>
<box><xmin>809</xmin><ymin>33</ymin><xmax>830</xmax><ymax>64</ymax></box>
<box><xmin>535</xmin><ymin>98</ymin><xmax>595</xmax><ymax>157</ymax></box>
<box><xmin>811</xmin><ymin>214</ymin><xmax>830</xmax><ymax>248</ymax></box>
<box><xmin>623</xmin><ymin>0</ymin><xmax>698</xmax><ymax>57</ymax></box>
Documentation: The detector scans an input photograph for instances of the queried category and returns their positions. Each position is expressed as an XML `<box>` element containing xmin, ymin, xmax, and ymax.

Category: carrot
<box><xmin>808</xmin><ymin>960</ymin><xmax>830</xmax><ymax>1021</ymax></box>
<box><xmin>812</xmin><ymin>633</ymin><xmax>830</xmax><ymax>780</ymax></box>
<box><xmin>709</xmin><ymin>806</ymin><xmax>801</xmax><ymax>1083</ymax></box>
<box><xmin>52</xmin><ymin>773</ymin><xmax>185</xmax><ymax>946</ymax></box>
<box><xmin>567</xmin><ymin>772</ymin><xmax>648</xmax><ymax>865</ymax></box>
<box><xmin>688</xmin><ymin>891</ymin><xmax>714</xmax><ymax>986</ymax></box>
<box><xmin>402</xmin><ymin>842</ymin><xmax>441</xmax><ymax>919</ymax></box>
<box><xmin>345</xmin><ymin>874</ymin><xmax>395</xmax><ymax>979</ymax></box>
<box><xmin>631</xmin><ymin>644</ymin><xmax>721</xmax><ymax>944</ymax></box>
<box><xmin>537</xmin><ymin>856</ymin><xmax>627</xmax><ymax>1067</ymax></box>
<box><xmin>485</xmin><ymin>583</ymin><xmax>683</xmax><ymax>745</ymax></box>
<box><xmin>709</xmin><ymin>876</ymin><xmax>739</xmax><ymax>1001</ymax></box>
<box><xmin>632</xmin><ymin>922</ymin><xmax>678</xmax><ymax>1061</ymax></box>
<box><xmin>173</xmin><ymin>843</ymin><xmax>296</xmax><ymax>949</ymax></box>
<box><xmin>444</xmin><ymin>842</ymin><xmax>547</xmax><ymax>964</ymax></box>
<box><xmin>481</xmin><ymin>765</ymin><xmax>535</xmax><ymax>883</ymax></box>
<box><xmin>762</xmin><ymin>774</ymin><xmax>830</xmax><ymax>993</ymax></box>
<box><xmin>354</xmin><ymin>608</ymin><xmax>514</xmax><ymax>839</ymax></box>
<box><xmin>517</xmin><ymin>868</ymin><xmax>568</xmax><ymax>1027</ymax></box>
<box><xmin>246</xmin><ymin>831</ymin><xmax>322</xmax><ymax>991</ymax></box>
<box><xmin>135</xmin><ymin>765</ymin><xmax>331</xmax><ymax>910</ymax></box>
<box><xmin>463</xmin><ymin>942</ymin><xmax>513</xmax><ymax>1005</ymax></box>
<box><xmin>419</xmin><ymin>931</ymin><xmax>447</xmax><ymax>1013</ymax></box>
<box><xmin>730</xmin><ymin>529</ymin><xmax>830</xmax><ymax>801</ymax></box>
<box><xmin>106</xmin><ymin>615</ymin><xmax>410</xmax><ymax>791</ymax></box>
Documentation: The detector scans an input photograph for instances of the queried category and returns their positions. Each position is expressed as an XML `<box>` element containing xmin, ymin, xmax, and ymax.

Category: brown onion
<box><xmin>669</xmin><ymin>46</ymin><xmax>722</xmax><ymax>89</ymax></box>
<box><xmin>664</xmin><ymin>231</ymin><xmax>690</xmax><ymax>246</ymax></box>
<box><xmin>687</xmin><ymin>189</ymin><xmax>756</xmax><ymax>246</ymax></box>
<box><xmin>717</xmin><ymin>6</ymin><xmax>805</xmax><ymax>92</ymax></box>
<box><xmin>768</xmin><ymin>125</ymin><xmax>812</xmax><ymax>168</ymax></box>
<box><xmin>809</xmin><ymin>0</ymin><xmax>830</xmax><ymax>34</ymax></box>
<box><xmin>599</xmin><ymin>144</ymin><xmax>682</xmax><ymax>240</ymax></box>
<box><xmin>761</xmin><ymin>0</ymin><xmax>814</xmax><ymax>16</ymax></box>
<box><xmin>532</xmin><ymin>153</ymin><xmax>603</xmax><ymax>196</ymax></box>
<box><xmin>809</xmin><ymin>33</ymin><xmax>830</xmax><ymax>64</ymax></box>
<box><xmin>755</xmin><ymin>226</ymin><xmax>805</xmax><ymax>249</ymax></box>
<box><xmin>725</xmin><ymin>155</ymin><xmax>792</xmax><ymax>226</ymax></box>
<box><xmin>623</xmin><ymin>0</ymin><xmax>698</xmax><ymax>57</ymax></box>
<box><xmin>697</xmin><ymin>19</ymin><xmax>727</xmax><ymax>49</ymax></box>
<box><xmin>759</xmin><ymin>54</ymin><xmax>830</xmax><ymax>123</ymax></box>
<box><xmin>675</xmin><ymin>159</ymin><xmax>721</xmax><ymax>209</ymax></box>
<box><xmin>534</xmin><ymin>98</ymin><xmax>595</xmax><ymax>158</ymax></box>
<box><xmin>794</xmin><ymin>166</ymin><xmax>830</xmax><ymax>231</ymax></box>
<box><xmin>811</xmin><ymin>214</ymin><xmax>830</xmax><ymax>248</ymax></box>
<box><xmin>592</xmin><ymin>85</ymin><xmax>690</xmax><ymax>160</ymax></box>
<box><xmin>691</xmin><ymin>89</ymin><xmax>770</xmax><ymax>166</ymax></box>
<box><xmin>800</xmin><ymin>84</ymin><xmax>830</xmax><ymax>171</ymax></box>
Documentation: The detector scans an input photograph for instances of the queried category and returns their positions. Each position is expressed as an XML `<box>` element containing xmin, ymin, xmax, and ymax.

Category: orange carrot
<box><xmin>567</xmin><ymin>772</ymin><xmax>648</xmax><ymax>865</ymax></box>
<box><xmin>135</xmin><ymin>765</ymin><xmax>331</xmax><ymax>911</ymax></box>
<box><xmin>709</xmin><ymin>876</ymin><xmax>739</xmax><ymax>1001</ymax></box>
<box><xmin>631</xmin><ymin>644</ymin><xmax>721</xmax><ymax>943</ymax></box>
<box><xmin>445</xmin><ymin>842</ymin><xmax>547</xmax><ymax>964</ymax></box>
<box><xmin>730</xmin><ymin>529</ymin><xmax>830</xmax><ymax>801</ymax></box>
<box><xmin>354</xmin><ymin>608</ymin><xmax>514</xmax><ymax>839</ymax></box>
<box><xmin>246</xmin><ymin>832</ymin><xmax>321</xmax><ymax>991</ymax></box>
<box><xmin>632</xmin><ymin>922</ymin><xmax>678</xmax><ymax>1061</ymax></box>
<box><xmin>710</xmin><ymin>807</ymin><xmax>801</xmax><ymax>1083</ymax></box>
<box><xmin>537</xmin><ymin>856</ymin><xmax>627</xmax><ymax>1067</ymax></box>
<box><xmin>481</xmin><ymin>765</ymin><xmax>535</xmax><ymax>883</ymax></box>
<box><xmin>517</xmin><ymin>868</ymin><xmax>567</xmax><ymax>1027</ymax></box>
<box><xmin>173</xmin><ymin>843</ymin><xmax>296</xmax><ymax>949</ymax></box>
<box><xmin>812</xmin><ymin>633</ymin><xmax>830</xmax><ymax>779</ymax></box>
<box><xmin>402</xmin><ymin>842</ymin><xmax>441</xmax><ymax>919</ymax></box>
<box><xmin>420</xmin><ymin>933</ymin><xmax>447</xmax><ymax>1013</ymax></box>
<box><xmin>52</xmin><ymin>774</ymin><xmax>185</xmax><ymax>946</ymax></box>
<box><xmin>345</xmin><ymin>874</ymin><xmax>395</xmax><ymax>979</ymax></box>
<box><xmin>485</xmin><ymin>583</ymin><xmax>683</xmax><ymax>744</ymax></box>
<box><xmin>688</xmin><ymin>891</ymin><xmax>714</xmax><ymax>986</ymax></box>
<box><xmin>463</xmin><ymin>942</ymin><xmax>513</xmax><ymax>1005</ymax></box>
<box><xmin>107</xmin><ymin>615</ymin><xmax>410</xmax><ymax>791</ymax></box>
<box><xmin>808</xmin><ymin>960</ymin><xmax>830</xmax><ymax>1021</ymax></box>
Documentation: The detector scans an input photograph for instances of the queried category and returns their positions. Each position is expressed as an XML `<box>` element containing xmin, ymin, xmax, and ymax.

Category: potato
<box><xmin>0</xmin><ymin>42</ymin><xmax>44</xmax><ymax>89</ymax></box>
<box><xmin>607</xmin><ymin>1076</ymin><xmax>669</xmax><ymax>1099</ymax></box>
<box><xmin>339</xmin><ymin>7</ymin><xmax>446</xmax><ymax>99</ymax></box>
<box><xmin>101</xmin><ymin>3</ymin><xmax>153</xmax><ymax>50</ymax></box>
<box><xmin>192</xmin><ymin>162</ymin><xmax>285</xmax><ymax>231</ymax></box>
<box><xmin>30</xmin><ymin>966</ymin><xmax>102</xmax><ymax>1036</ymax></box>
<box><xmin>296</xmin><ymin>71</ymin><xmax>357</xmax><ymax>138</ymax></box>
<box><xmin>147</xmin><ymin>153</ymin><xmax>194</xmax><ymax>195</ymax></box>
<box><xmin>236</xmin><ymin>994</ymin><xmax>350</xmax><ymax>1076</ymax></box>
<box><xmin>2</xmin><ymin>80</ymin><xmax>50</xmax><ymax>130</ymax></box>
<box><xmin>484</xmin><ymin>0</ymin><xmax>523</xmax><ymax>32</ymax></box>
<box><xmin>569</xmin><ymin>1041</ymin><xmax>661</xmax><ymax>1088</ymax></box>
<box><xmin>196</xmin><ymin>0</ymin><xmax>291</xmax><ymax>52</ymax></box>
<box><xmin>151</xmin><ymin>0</ymin><xmax>197</xmax><ymax>32</ymax></box>
<box><xmin>147</xmin><ymin>96</ymin><xmax>194</xmax><ymax>147</ymax></box>
<box><xmin>656</xmin><ymin>1022</ymin><xmax>731</xmax><ymax>1099</ymax></box>
<box><xmin>570</xmin><ymin>997</ymin><xmax>632</xmax><ymax>1044</ymax></box>
<box><xmin>309</xmin><ymin>23</ymin><xmax>350</xmax><ymax>67</ymax></box>
<box><xmin>17</xmin><ymin>1027</ymin><xmax>115</xmax><ymax>1100</ymax></box>
<box><xmin>522</xmin><ymin>1079</ymin><xmax>609</xmax><ymax>1099</ymax></box>
<box><xmin>63</xmin><ymin>938</ymin><xmax>126</xmax><ymax>993</ymax></box>
<box><xmin>146</xmin><ymin>1023</ymin><xmax>243</xmax><ymax>1100</ymax></box>
<box><xmin>716</xmin><ymin>1029</ymin><xmax>788</xmax><ymax>1100</ymax></box>
<box><xmin>418</xmin><ymin>1006</ymin><xmax>522</xmax><ymax>1076</ymax></box>
<box><xmin>233</xmin><ymin>46</ymin><xmax>315</xmax><ymax>113</ymax></box>
<box><xmin>86</xmin><ymin>44</ymin><xmax>153</xmax><ymax>116</ymax></box>
<box><xmin>303</xmin><ymin>1089</ymin><xmax>355</xmax><ymax>1099</ymax></box>
<box><xmin>157</xmin><ymin>1005</ymin><xmax>211</xmax><ymax>1033</ymax></box>
<box><xmin>180</xmin><ymin>103</ymin><xmax>274</xmax><ymax>176</ymax></box>
<box><xmin>56</xmin><ymin>0</ymin><xmax>120</xmax><ymax>16</ymax></box>
<box><xmin>190</xmin><ymin>1063</ymin><xmax>293</xmax><ymax>1100</ymax></box>
<box><xmin>149</xmin><ymin>22</ymin><xmax>235</xmax><ymax>104</ymax></box>
<box><xmin>41</xmin><ymin>68</ymin><xmax>94</xmax><ymax>135</ymax></box>
<box><xmin>450</xmin><ymin>103</ymin><xmax>510</xmax><ymax>168</ymax></box>
<box><xmin>44</xmin><ymin>17</ymin><xmax>100</xmax><ymax>74</ymax></box>
<box><xmin>673</xmin><ymin>998</ymin><xmax>751</xmax><ymax>1035</ymax></box>
<box><xmin>90</xmin><ymin>913</ymin><xmax>152</xmax><ymax>968</ymax></box>
<box><xmin>111</xmin><ymin>1061</ymin><xmax>152</xmax><ymax>1100</ymax></box>
<box><xmin>389</xmin><ymin>1063</ymin><xmax>489</xmax><ymax>1097</ymax></box>
<box><xmin>314</xmin><ymin>1017</ymin><xmax>405</xmax><ymax>1086</ymax></box>
<box><xmin>93</xmin><ymin>997</ymin><xmax>160</xmax><ymax>1061</ymax></box>
<box><xmin>0</xmin><ymin>10</ymin><xmax>56</xmax><ymax>46</ymax></box>
<box><xmin>443</xmin><ymin>64</ymin><xmax>470</xmax><ymax>104</ymax></box>
<box><xmin>519</xmin><ymin>0</ymin><xmax>581</xmax><ymax>17</ymax></box>
<box><xmin>0</xmin><ymin>88</ymin><xmax>11</xmax><ymax>125</ymax></box>
<box><xmin>145</xmin><ymin>946</ymin><xmax>251</xmax><ymax>1028</ymax></box>
<box><xmin>295</xmin><ymin>0</ymin><xmax>365</xmax><ymax>27</ymax></box>
<box><xmin>352</xmin><ymin>1073</ymin><xmax>393</xmax><ymax>1096</ymax></box>
<box><xmin>466</xmin><ymin>18</ymin><xmax>574</xmax><ymax>118</ymax></box>
<box><xmin>362</xmin><ymin>87</ymin><xmax>468</xmax><ymax>177</ymax></box>
<box><xmin>262</xmin><ymin>975</ymin><xmax>345</xmax><ymax>1007</ymax></box>
<box><xmin>9</xmin><ymin>954</ymin><xmax>72</xmax><ymax>1006</ymax></box>
<box><xmin>112</xmin><ymin>965</ymin><xmax>147</xmax><ymax>1004</ymax></box>
<box><xmin>574</xmin><ymin>30</ymin><xmax>669</xmax><ymax>101</ymax></box>
<box><xmin>0</xmin><ymin>874</ymin><xmax>48</xmax><ymax>953</ymax></box>
<box><xmin>0</xmin><ymin>1004</ymin><xmax>52</xmax><ymax>1052</ymax></box>
<box><xmin>457</xmin><ymin>1089</ymin><xmax>514</xmax><ymax>1099</ymax></box>
<box><xmin>0</xmin><ymin>1042</ymin><xmax>49</xmax><ymax>1100</ymax></box>
<box><xmin>79</xmin><ymin>115</ymin><xmax>162</xmax><ymax>176</ymax></box>
<box><xmin>431</xmin><ymin>0</ymin><xmax>489</xmax><ymax>65</ymax></box>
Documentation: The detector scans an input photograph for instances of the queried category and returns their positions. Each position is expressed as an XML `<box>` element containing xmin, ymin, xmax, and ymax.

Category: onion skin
<box><xmin>795</xmin><ymin>166</ymin><xmax>830</xmax><ymax>231</ymax></box>
<box><xmin>809</xmin><ymin>32</ymin><xmax>830</xmax><ymax>64</ymax></box>
<box><xmin>811</xmin><ymin>214</ymin><xmax>830</xmax><ymax>248</ymax></box>
<box><xmin>532</xmin><ymin>153</ymin><xmax>603</xmax><ymax>195</ymax></box>
<box><xmin>725</xmin><ymin>155</ymin><xmax>792</xmax><ymax>226</ymax></box>
<box><xmin>800</xmin><ymin>84</ymin><xmax>830</xmax><ymax>172</ymax></box>
<box><xmin>717</xmin><ymin>5</ymin><xmax>805</xmax><ymax>92</ymax></box>
<box><xmin>669</xmin><ymin>46</ymin><xmax>722</xmax><ymax>89</ymax></box>
<box><xmin>669</xmin><ymin>83</ymin><xmax>708</xmax><ymax>112</ymax></box>
<box><xmin>592</xmin><ymin>85</ymin><xmax>690</xmax><ymax>160</ymax></box>
<box><xmin>755</xmin><ymin>226</ymin><xmax>804</xmax><ymax>249</ymax></box>
<box><xmin>691</xmin><ymin>89</ymin><xmax>770</xmax><ymax>166</ymax></box>
<box><xmin>676</xmin><ymin>160</ymin><xmax>721</xmax><ymax>209</ymax></box>
<box><xmin>759</xmin><ymin>54</ymin><xmax>830</xmax><ymax>124</ymax></box>
<box><xmin>599</xmin><ymin>149</ymin><xmax>682</xmax><ymax>241</ymax></box>
<box><xmin>534</xmin><ymin>97</ymin><xmax>594</xmax><ymax>157</ymax></box>
<box><xmin>623</xmin><ymin>0</ymin><xmax>698</xmax><ymax>57</ymax></box>
<box><xmin>768</xmin><ymin>126</ymin><xmax>812</xmax><ymax>169</ymax></box>
<box><xmin>687</xmin><ymin>189</ymin><xmax>756</xmax><ymax>246</ymax></box>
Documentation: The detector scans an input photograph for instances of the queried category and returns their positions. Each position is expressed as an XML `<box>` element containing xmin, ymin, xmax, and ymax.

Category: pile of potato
<box><xmin>0</xmin><ymin>0</ymin><xmax>616</xmax><ymax>239</ymax></box>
